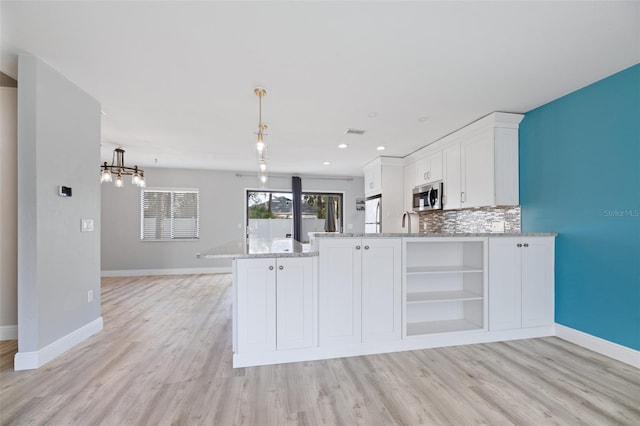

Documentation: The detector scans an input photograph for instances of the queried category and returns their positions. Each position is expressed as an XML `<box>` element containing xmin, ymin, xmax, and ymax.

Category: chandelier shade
<box><xmin>254</xmin><ymin>88</ymin><xmax>269</xmax><ymax>183</ymax></box>
<box><xmin>100</xmin><ymin>147</ymin><xmax>146</xmax><ymax>187</ymax></box>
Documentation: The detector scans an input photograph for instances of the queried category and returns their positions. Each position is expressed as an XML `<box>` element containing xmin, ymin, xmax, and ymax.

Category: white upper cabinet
<box><xmin>442</xmin><ymin>144</ymin><xmax>461</xmax><ymax>210</ymax></box>
<box><xmin>460</xmin><ymin>125</ymin><xmax>520</xmax><ymax>208</ymax></box>
<box><xmin>362</xmin><ymin>157</ymin><xmax>405</xmax><ymax>232</ymax></box>
<box><xmin>363</xmin><ymin>161</ymin><xmax>382</xmax><ymax>197</ymax></box>
<box><xmin>404</xmin><ymin>161</ymin><xmax>416</xmax><ymax>212</ymax></box>
<box><xmin>415</xmin><ymin>150</ymin><xmax>443</xmax><ymax>185</ymax></box>
<box><xmin>413</xmin><ymin>112</ymin><xmax>523</xmax><ymax>210</ymax></box>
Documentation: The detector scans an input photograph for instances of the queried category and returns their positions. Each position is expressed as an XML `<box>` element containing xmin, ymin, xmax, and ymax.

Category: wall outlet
<box><xmin>87</xmin><ymin>289</ymin><xmax>93</xmax><ymax>303</ymax></box>
<box><xmin>491</xmin><ymin>221</ymin><xmax>505</xmax><ymax>233</ymax></box>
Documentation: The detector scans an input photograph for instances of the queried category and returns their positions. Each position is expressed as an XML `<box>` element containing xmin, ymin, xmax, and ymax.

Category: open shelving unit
<box><xmin>403</xmin><ymin>238</ymin><xmax>488</xmax><ymax>337</ymax></box>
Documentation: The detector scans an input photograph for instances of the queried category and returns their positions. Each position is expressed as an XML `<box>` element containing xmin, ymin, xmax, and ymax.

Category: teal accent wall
<box><xmin>520</xmin><ymin>64</ymin><xmax>640</xmax><ymax>351</ymax></box>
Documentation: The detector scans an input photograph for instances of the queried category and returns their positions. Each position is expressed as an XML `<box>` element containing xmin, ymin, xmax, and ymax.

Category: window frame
<box><xmin>140</xmin><ymin>188</ymin><xmax>200</xmax><ymax>241</ymax></box>
<box><xmin>245</xmin><ymin>189</ymin><xmax>344</xmax><ymax>241</ymax></box>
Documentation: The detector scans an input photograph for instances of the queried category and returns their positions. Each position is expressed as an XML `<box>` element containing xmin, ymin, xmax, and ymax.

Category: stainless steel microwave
<box><xmin>412</xmin><ymin>181</ymin><xmax>444</xmax><ymax>212</ymax></box>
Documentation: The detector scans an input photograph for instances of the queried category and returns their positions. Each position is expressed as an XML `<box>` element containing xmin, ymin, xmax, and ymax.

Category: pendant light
<box><xmin>254</xmin><ymin>88</ymin><xmax>269</xmax><ymax>183</ymax></box>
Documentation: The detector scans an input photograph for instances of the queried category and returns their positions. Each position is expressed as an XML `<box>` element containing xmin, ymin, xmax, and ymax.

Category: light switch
<box><xmin>81</xmin><ymin>219</ymin><xmax>94</xmax><ymax>232</ymax></box>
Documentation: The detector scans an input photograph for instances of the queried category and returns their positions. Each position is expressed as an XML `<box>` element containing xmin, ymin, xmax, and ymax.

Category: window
<box><xmin>141</xmin><ymin>189</ymin><xmax>199</xmax><ymax>241</ymax></box>
<box><xmin>246</xmin><ymin>190</ymin><xmax>343</xmax><ymax>241</ymax></box>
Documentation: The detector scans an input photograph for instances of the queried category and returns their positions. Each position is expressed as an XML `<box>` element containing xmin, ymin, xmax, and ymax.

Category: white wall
<box><xmin>101</xmin><ymin>169</ymin><xmax>365</xmax><ymax>273</ymax></box>
<box><xmin>0</xmin><ymin>86</ymin><xmax>18</xmax><ymax>339</ymax></box>
<box><xmin>17</xmin><ymin>56</ymin><xmax>102</xmax><ymax>355</ymax></box>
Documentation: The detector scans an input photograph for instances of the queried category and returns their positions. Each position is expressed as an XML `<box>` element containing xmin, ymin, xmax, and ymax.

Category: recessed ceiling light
<box><xmin>338</xmin><ymin>143</ymin><xmax>348</xmax><ymax>149</ymax></box>
<box><xmin>322</xmin><ymin>161</ymin><xmax>331</xmax><ymax>165</ymax></box>
<box><xmin>376</xmin><ymin>146</ymin><xmax>386</xmax><ymax>151</ymax></box>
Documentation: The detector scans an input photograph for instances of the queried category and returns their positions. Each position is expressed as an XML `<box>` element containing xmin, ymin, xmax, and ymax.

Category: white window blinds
<box><xmin>141</xmin><ymin>189</ymin><xmax>199</xmax><ymax>240</ymax></box>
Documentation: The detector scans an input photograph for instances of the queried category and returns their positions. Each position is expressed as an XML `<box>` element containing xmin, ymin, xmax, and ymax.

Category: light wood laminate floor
<box><xmin>1</xmin><ymin>274</ymin><xmax>639</xmax><ymax>425</ymax></box>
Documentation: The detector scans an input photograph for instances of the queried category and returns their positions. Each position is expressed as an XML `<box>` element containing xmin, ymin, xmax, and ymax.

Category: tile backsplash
<box><xmin>418</xmin><ymin>206</ymin><xmax>521</xmax><ymax>233</ymax></box>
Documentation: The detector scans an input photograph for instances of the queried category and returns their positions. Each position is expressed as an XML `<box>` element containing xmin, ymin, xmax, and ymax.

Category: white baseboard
<box><xmin>234</xmin><ymin>326</ymin><xmax>555</xmax><ymax>368</ymax></box>
<box><xmin>555</xmin><ymin>323</ymin><xmax>640</xmax><ymax>369</ymax></box>
<box><xmin>101</xmin><ymin>267</ymin><xmax>232</xmax><ymax>277</ymax></box>
<box><xmin>14</xmin><ymin>316</ymin><xmax>103</xmax><ymax>371</ymax></box>
<box><xmin>0</xmin><ymin>325</ymin><xmax>17</xmax><ymax>341</ymax></box>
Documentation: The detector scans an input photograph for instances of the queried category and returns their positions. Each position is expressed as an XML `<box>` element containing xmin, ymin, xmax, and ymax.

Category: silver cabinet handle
<box><xmin>279</xmin><ymin>265</ymin><xmax>284</xmax><ymax>270</ymax></box>
<box><xmin>523</xmin><ymin>243</ymin><xmax>529</xmax><ymax>248</ymax></box>
<box><xmin>516</xmin><ymin>243</ymin><xmax>522</xmax><ymax>248</ymax></box>
<box><xmin>364</xmin><ymin>245</ymin><xmax>370</xmax><ymax>250</ymax></box>
<box><xmin>269</xmin><ymin>265</ymin><xmax>274</xmax><ymax>270</ymax></box>
<box><xmin>355</xmin><ymin>245</ymin><xmax>361</xmax><ymax>250</ymax></box>
<box><xmin>427</xmin><ymin>171</ymin><xmax>431</xmax><ymax>180</ymax></box>
<box><xmin>460</xmin><ymin>192</ymin><xmax>465</xmax><ymax>203</ymax></box>
<box><xmin>369</xmin><ymin>182</ymin><xmax>373</xmax><ymax>188</ymax></box>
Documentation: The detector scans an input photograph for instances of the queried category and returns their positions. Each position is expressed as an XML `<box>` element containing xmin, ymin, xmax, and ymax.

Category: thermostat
<box><xmin>59</xmin><ymin>186</ymin><xmax>72</xmax><ymax>197</ymax></box>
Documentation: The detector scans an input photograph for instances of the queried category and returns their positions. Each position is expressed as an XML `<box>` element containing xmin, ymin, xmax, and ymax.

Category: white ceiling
<box><xmin>2</xmin><ymin>1</ymin><xmax>639</xmax><ymax>177</ymax></box>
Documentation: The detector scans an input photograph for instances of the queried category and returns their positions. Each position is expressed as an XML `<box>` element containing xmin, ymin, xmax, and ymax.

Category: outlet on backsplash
<box><xmin>491</xmin><ymin>221</ymin><xmax>505</xmax><ymax>233</ymax></box>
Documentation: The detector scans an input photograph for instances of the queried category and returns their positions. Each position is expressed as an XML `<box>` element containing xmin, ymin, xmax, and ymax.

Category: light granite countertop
<box><xmin>309</xmin><ymin>232</ymin><xmax>558</xmax><ymax>238</ymax></box>
<box><xmin>201</xmin><ymin>232</ymin><xmax>557</xmax><ymax>259</ymax></box>
<box><xmin>200</xmin><ymin>238</ymin><xmax>317</xmax><ymax>259</ymax></box>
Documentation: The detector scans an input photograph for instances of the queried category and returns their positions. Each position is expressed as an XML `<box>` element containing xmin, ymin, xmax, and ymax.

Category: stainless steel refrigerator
<box><xmin>364</xmin><ymin>195</ymin><xmax>382</xmax><ymax>233</ymax></box>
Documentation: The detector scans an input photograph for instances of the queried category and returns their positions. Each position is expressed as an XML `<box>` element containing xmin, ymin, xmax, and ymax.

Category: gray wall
<box><xmin>1</xmin><ymin>87</ymin><xmax>18</xmax><ymax>335</ymax></box>
<box><xmin>18</xmin><ymin>56</ymin><xmax>101</xmax><ymax>352</ymax></box>
<box><xmin>101</xmin><ymin>168</ymin><xmax>365</xmax><ymax>272</ymax></box>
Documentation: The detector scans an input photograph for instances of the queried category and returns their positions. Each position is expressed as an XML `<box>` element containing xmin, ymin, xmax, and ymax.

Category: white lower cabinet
<box><xmin>318</xmin><ymin>238</ymin><xmax>402</xmax><ymax>346</ymax></box>
<box><xmin>489</xmin><ymin>237</ymin><xmax>555</xmax><ymax>330</ymax></box>
<box><xmin>236</xmin><ymin>257</ymin><xmax>315</xmax><ymax>354</ymax></box>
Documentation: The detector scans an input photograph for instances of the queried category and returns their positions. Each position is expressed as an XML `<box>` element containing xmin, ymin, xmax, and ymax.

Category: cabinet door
<box><xmin>488</xmin><ymin>238</ymin><xmax>522</xmax><ymax>330</ymax></box>
<box><xmin>415</xmin><ymin>151</ymin><xmax>443</xmax><ymax>185</ymax></box>
<box><xmin>364</xmin><ymin>163</ymin><xmax>381</xmax><ymax>197</ymax></box>
<box><xmin>319</xmin><ymin>239</ymin><xmax>362</xmax><ymax>346</ymax></box>
<box><xmin>461</xmin><ymin>131</ymin><xmax>494</xmax><ymax>208</ymax></box>
<box><xmin>362</xmin><ymin>238</ymin><xmax>402</xmax><ymax>342</ymax></box>
<box><xmin>442</xmin><ymin>144</ymin><xmax>461</xmax><ymax>210</ymax></box>
<box><xmin>428</xmin><ymin>151</ymin><xmax>443</xmax><ymax>182</ymax></box>
<box><xmin>236</xmin><ymin>258</ymin><xmax>276</xmax><ymax>353</ymax></box>
<box><xmin>404</xmin><ymin>162</ymin><xmax>416</xmax><ymax>212</ymax></box>
<box><xmin>276</xmin><ymin>257</ymin><xmax>314</xmax><ymax>350</ymax></box>
<box><xmin>521</xmin><ymin>238</ymin><xmax>555</xmax><ymax>328</ymax></box>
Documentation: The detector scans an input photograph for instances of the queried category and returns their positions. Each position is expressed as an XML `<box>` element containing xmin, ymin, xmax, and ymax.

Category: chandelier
<box><xmin>100</xmin><ymin>147</ymin><xmax>146</xmax><ymax>187</ymax></box>
<box><xmin>254</xmin><ymin>87</ymin><xmax>268</xmax><ymax>183</ymax></box>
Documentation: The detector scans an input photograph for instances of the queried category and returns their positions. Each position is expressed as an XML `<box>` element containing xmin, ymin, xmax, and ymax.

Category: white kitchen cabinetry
<box><xmin>459</xmin><ymin>124</ymin><xmax>520</xmax><ymax>208</ymax></box>
<box><xmin>404</xmin><ymin>161</ymin><xmax>416</xmax><ymax>212</ymax></box>
<box><xmin>318</xmin><ymin>238</ymin><xmax>402</xmax><ymax>346</ymax></box>
<box><xmin>403</xmin><ymin>238</ymin><xmax>487</xmax><ymax>336</ymax></box>
<box><xmin>362</xmin><ymin>157</ymin><xmax>405</xmax><ymax>232</ymax></box>
<box><xmin>415</xmin><ymin>150</ymin><xmax>443</xmax><ymax>185</ymax></box>
<box><xmin>442</xmin><ymin>143</ymin><xmax>461</xmax><ymax>210</ymax></box>
<box><xmin>489</xmin><ymin>237</ymin><xmax>555</xmax><ymax>330</ymax></box>
<box><xmin>236</xmin><ymin>257</ymin><xmax>315</xmax><ymax>354</ymax></box>
<box><xmin>363</xmin><ymin>161</ymin><xmax>382</xmax><ymax>197</ymax></box>
<box><xmin>407</xmin><ymin>113</ymin><xmax>523</xmax><ymax>210</ymax></box>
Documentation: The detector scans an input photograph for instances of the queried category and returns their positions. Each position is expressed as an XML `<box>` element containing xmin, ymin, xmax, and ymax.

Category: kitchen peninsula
<box><xmin>204</xmin><ymin>232</ymin><xmax>556</xmax><ymax>368</ymax></box>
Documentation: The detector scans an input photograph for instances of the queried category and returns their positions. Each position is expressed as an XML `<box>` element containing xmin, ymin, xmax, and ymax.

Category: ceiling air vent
<box><xmin>344</xmin><ymin>128</ymin><xmax>366</xmax><ymax>135</ymax></box>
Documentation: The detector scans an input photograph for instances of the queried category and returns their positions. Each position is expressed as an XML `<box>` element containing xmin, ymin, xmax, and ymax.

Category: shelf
<box><xmin>406</xmin><ymin>265</ymin><xmax>483</xmax><ymax>275</ymax></box>
<box><xmin>406</xmin><ymin>319</ymin><xmax>482</xmax><ymax>336</ymax></box>
<box><xmin>406</xmin><ymin>290</ymin><xmax>483</xmax><ymax>304</ymax></box>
